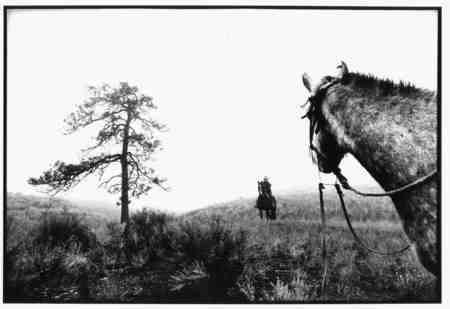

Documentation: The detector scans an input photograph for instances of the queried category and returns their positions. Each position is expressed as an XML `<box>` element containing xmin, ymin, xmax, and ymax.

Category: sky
<box><xmin>6</xmin><ymin>9</ymin><xmax>437</xmax><ymax>213</ymax></box>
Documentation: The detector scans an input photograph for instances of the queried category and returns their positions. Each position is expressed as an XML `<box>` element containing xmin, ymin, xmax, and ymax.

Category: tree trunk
<box><xmin>120</xmin><ymin>111</ymin><xmax>132</xmax><ymax>224</ymax></box>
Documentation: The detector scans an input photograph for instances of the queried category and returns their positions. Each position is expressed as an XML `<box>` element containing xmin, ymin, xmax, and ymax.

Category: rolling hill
<box><xmin>4</xmin><ymin>187</ymin><xmax>437</xmax><ymax>302</ymax></box>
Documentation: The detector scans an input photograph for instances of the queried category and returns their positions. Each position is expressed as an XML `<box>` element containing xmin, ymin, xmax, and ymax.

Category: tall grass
<box><xmin>34</xmin><ymin>213</ymin><xmax>97</xmax><ymax>251</ymax></box>
<box><xmin>5</xmin><ymin>196</ymin><xmax>438</xmax><ymax>302</ymax></box>
<box><xmin>91</xmin><ymin>210</ymin><xmax>248</xmax><ymax>302</ymax></box>
<box><xmin>5</xmin><ymin>212</ymin><xmax>100</xmax><ymax>301</ymax></box>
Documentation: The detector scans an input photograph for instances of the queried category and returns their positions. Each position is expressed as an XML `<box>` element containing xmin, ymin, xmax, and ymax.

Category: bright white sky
<box><xmin>6</xmin><ymin>9</ymin><xmax>437</xmax><ymax>213</ymax></box>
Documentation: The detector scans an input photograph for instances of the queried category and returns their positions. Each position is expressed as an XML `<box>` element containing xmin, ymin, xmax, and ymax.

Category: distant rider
<box><xmin>261</xmin><ymin>176</ymin><xmax>272</xmax><ymax>197</ymax></box>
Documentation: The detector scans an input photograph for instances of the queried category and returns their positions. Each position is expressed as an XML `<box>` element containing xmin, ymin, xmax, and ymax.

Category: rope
<box><xmin>334</xmin><ymin>168</ymin><xmax>437</xmax><ymax>197</ymax></box>
<box><xmin>318</xmin><ymin>183</ymin><xmax>328</xmax><ymax>299</ymax></box>
<box><xmin>334</xmin><ymin>183</ymin><xmax>411</xmax><ymax>256</ymax></box>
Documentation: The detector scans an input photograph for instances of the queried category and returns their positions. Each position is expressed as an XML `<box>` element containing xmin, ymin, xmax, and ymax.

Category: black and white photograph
<box><xmin>3</xmin><ymin>4</ymin><xmax>442</xmax><ymax>304</ymax></box>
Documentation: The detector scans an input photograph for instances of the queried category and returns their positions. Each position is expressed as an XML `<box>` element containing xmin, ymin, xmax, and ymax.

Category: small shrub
<box><xmin>270</xmin><ymin>270</ymin><xmax>311</xmax><ymax>301</ymax></box>
<box><xmin>169</xmin><ymin>261</ymin><xmax>209</xmax><ymax>292</ymax></box>
<box><xmin>6</xmin><ymin>244</ymin><xmax>68</xmax><ymax>300</ymax></box>
<box><xmin>126</xmin><ymin>209</ymin><xmax>178</xmax><ymax>266</ymax></box>
<box><xmin>34</xmin><ymin>213</ymin><xmax>96</xmax><ymax>251</ymax></box>
<box><xmin>176</xmin><ymin>218</ymin><xmax>248</xmax><ymax>300</ymax></box>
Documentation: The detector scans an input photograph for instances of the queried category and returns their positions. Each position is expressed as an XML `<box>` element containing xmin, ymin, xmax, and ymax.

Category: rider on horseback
<box><xmin>255</xmin><ymin>176</ymin><xmax>277</xmax><ymax>220</ymax></box>
<box><xmin>261</xmin><ymin>176</ymin><xmax>272</xmax><ymax>197</ymax></box>
<box><xmin>256</xmin><ymin>176</ymin><xmax>273</xmax><ymax>207</ymax></box>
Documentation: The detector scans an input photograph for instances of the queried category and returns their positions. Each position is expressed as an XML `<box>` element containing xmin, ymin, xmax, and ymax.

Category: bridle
<box><xmin>302</xmin><ymin>78</ymin><xmax>437</xmax><ymax>298</ymax></box>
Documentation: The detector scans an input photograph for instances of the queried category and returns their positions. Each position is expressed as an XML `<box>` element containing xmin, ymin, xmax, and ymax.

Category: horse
<box><xmin>301</xmin><ymin>61</ymin><xmax>438</xmax><ymax>276</ymax></box>
<box><xmin>256</xmin><ymin>181</ymin><xmax>277</xmax><ymax>221</ymax></box>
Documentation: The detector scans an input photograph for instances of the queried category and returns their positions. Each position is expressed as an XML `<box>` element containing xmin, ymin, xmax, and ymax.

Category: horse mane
<box><xmin>319</xmin><ymin>69</ymin><xmax>437</xmax><ymax>177</ymax></box>
<box><xmin>342</xmin><ymin>72</ymin><xmax>435</xmax><ymax>100</ymax></box>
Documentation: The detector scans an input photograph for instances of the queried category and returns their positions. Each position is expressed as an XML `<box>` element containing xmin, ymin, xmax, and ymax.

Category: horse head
<box><xmin>301</xmin><ymin>61</ymin><xmax>349</xmax><ymax>173</ymax></box>
<box><xmin>302</xmin><ymin>61</ymin><xmax>438</xmax><ymax>276</ymax></box>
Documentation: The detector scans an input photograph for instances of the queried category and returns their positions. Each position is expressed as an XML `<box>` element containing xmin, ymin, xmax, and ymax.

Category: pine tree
<box><xmin>29</xmin><ymin>82</ymin><xmax>167</xmax><ymax>223</ymax></box>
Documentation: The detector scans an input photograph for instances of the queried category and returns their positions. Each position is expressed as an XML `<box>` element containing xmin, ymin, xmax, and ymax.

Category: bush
<box><xmin>34</xmin><ymin>213</ymin><xmax>97</xmax><ymax>251</ymax></box>
<box><xmin>99</xmin><ymin>211</ymin><xmax>248</xmax><ymax>301</ymax></box>
<box><xmin>117</xmin><ymin>209</ymin><xmax>179</xmax><ymax>267</ymax></box>
<box><xmin>175</xmin><ymin>217</ymin><xmax>247</xmax><ymax>300</ymax></box>
<box><xmin>6</xmin><ymin>212</ymin><xmax>99</xmax><ymax>301</ymax></box>
<box><xmin>6</xmin><ymin>243</ymin><xmax>91</xmax><ymax>301</ymax></box>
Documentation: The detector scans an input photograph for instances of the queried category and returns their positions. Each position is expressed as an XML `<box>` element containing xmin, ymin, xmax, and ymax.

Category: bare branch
<box><xmin>99</xmin><ymin>174</ymin><xmax>122</xmax><ymax>188</ymax></box>
<box><xmin>127</xmin><ymin>152</ymin><xmax>169</xmax><ymax>192</ymax></box>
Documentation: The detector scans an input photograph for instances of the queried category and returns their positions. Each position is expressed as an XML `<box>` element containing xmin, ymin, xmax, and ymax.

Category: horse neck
<box><xmin>323</xmin><ymin>86</ymin><xmax>437</xmax><ymax>191</ymax></box>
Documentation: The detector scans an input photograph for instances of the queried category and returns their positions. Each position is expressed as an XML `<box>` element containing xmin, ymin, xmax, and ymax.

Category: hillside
<box><xmin>5</xmin><ymin>189</ymin><xmax>437</xmax><ymax>302</ymax></box>
<box><xmin>7</xmin><ymin>185</ymin><xmax>401</xmax><ymax>226</ymax></box>
<box><xmin>184</xmin><ymin>186</ymin><xmax>403</xmax><ymax>227</ymax></box>
<box><xmin>7</xmin><ymin>192</ymin><xmax>119</xmax><ymax>221</ymax></box>
<box><xmin>6</xmin><ymin>192</ymin><xmax>120</xmax><ymax>246</ymax></box>
<box><xmin>179</xmin><ymin>188</ymin><xmax>436</xmax><ymax>302</ymax></box>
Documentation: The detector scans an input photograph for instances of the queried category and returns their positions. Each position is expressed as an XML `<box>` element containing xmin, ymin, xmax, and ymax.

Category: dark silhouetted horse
<box><xmin>256</xmin><ymin>181</ymin><xmax>277</xmax><ymax>220</ymax></box>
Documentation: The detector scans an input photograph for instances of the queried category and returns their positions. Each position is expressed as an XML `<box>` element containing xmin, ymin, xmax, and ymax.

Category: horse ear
<box><xmin>302</xmin><ymin>73</ymin><xmax>314</xmax><ymax>93</ymax></box>
<box><xmin>337</xmin><ymin>61</ymin><xmax>349</xmax><ymax>79</ymax></box>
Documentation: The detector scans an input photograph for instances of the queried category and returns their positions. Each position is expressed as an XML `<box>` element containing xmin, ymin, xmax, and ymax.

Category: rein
<box><xmin>333</xmin><ymin>168</ymin><xmax>437</xmax><ymax>197</ymax></box>
<box><xmin>316</xmin><ymin>179</ymin><xmax>412</xmax><ymax>299</ymax></box>
<box><xmin>333</xmin><ymin>182</ymin><xmax>411</xmax><ymax>255</ymax></box>
<box><xmin>314</xmin><ymin>150</ymin><xmax>436</xmax><ymax>297</ymax></box>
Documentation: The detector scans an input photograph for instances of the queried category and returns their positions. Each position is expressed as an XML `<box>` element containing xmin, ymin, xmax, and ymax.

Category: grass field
<box><xmin>5</xmin><ymin>190</ymin><xmax>438</xmax><ymax>302</ymax></box>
